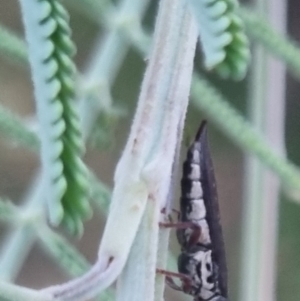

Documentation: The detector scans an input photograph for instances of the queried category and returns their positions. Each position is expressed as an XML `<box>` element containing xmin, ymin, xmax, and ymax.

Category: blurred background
<box><xmin>0</xmin><ymin>1</ymin><xmax>300</xmax><ymax>301</ymax></box>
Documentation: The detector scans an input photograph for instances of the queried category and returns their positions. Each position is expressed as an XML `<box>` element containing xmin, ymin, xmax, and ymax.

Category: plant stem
<box><xmin>239</xmin><ymin>0</ymin><xmax>287</xmax><ymax>300</ymax></box>
<box><xmin>79</xmin><ymin>0</ymin><xmax>151</xmax><ymax>140</ymax></box>
<box><xmin>0</xmin><ymin>176</ymin><xmax>44</xmax><ymax>280</ymax></box>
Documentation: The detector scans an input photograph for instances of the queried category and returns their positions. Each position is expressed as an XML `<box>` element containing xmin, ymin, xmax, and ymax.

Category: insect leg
<box><xmin>165</xmin><ymin>276</ymin><xmax>183</xmax><ymax>291</ymax></box>
<box><xmin>159</xmin><ymin>221</ymin><xmax>199</xmax><ymax>230</ymax></box>
<box><xmin>160</xmin><ymin>208</ymin><xmax>181</xmax><ymax>223</ymax></box>
<box><xmin>157</xmin><ymin>269</ymin><xmax>194</xmax><ymax>292</ymax></box>
<box><xmin>186</xmin><ymin>224</ymin><xmax>202</xmax><ymax>246</ymax></box>
<box><xmin>171</xmin><ymin>208</ymin><xmax>180</xmax><ymax>217</ymax></box>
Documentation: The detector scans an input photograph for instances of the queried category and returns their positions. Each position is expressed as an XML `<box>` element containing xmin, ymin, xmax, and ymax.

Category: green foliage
<box><xmin>189</xmin><ymin>0</ymin><xmax>250</xmax><ymax>79</ymax></box>
<box><xmin>0</xmin><ymin>25</ymin><xmax>27</xmax><ymax>65</ymax></box>
<box><xmin>19</xmin><ymin>0</ymin><xmax>91</xmax><ymax>234</ymax></box>
<box><xmin>240</xmin><ymin>7</ymin><xmax>300</xmax><ymax>80</ymax></box>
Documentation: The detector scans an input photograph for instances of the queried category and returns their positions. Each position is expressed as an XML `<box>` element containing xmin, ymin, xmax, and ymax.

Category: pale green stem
<box><xmin>37</xmin><ymin>225</ymin><xmax>114</xmax><ymax>301</ymax></box>
<box><xmin>68</xmin><ymin>0</ymin><xmax>151</xmax><ymax>53</ymax></box>
<box><xmin>79</xmin><ymin>0</ymin><xmax>151</xmax><ymax>140</ymax></box>
<box><xmin>0</xmin><ymin>281</ymin><xmax>52</xmax><ymax>301</ymax></box>
<box><xmin>239</xmin><ymin>1</ymin><xmax>287</xmax><ymax>301</ymax></box>
<box><xmin>0</xmin><ymin>176</ymin><xmax>44</xmax><ymax>280</ymax></box>
<box><xmin>0</xmin><ymin>105</ymin><xmax>38</xmax><ymax>150</ymax></box>
<box><xmin>66</xmin><ymin>0</ymin><xmax>114</xmax><ymax>26</ymax></box>
<box><xmin>0</xmin><ymin>228</ymin><xmax>36</xmax><ymax>282</ymax></box>
<box><xmin>239</xmin><ymin>7</ymin><xmax>300</xmax><ymax>81</ymax></box>
<box><xmin>116</xmin><ymin>2</ymin><xmax>197</xmax><ymax>298</ymax></box>
<box><xmin>0</xmin><ymin>24</ymin><xmax>27</xmax><ymax>65</ymax></box>
<box><xmin>155</xmin><ymin>106</ymin><xmax>188</xmax><ymax>301</ymax></box>
<box><xmin>0</xmin><ymin>166</ymin><xmax>112</xmax><ymax>285</ymax></box>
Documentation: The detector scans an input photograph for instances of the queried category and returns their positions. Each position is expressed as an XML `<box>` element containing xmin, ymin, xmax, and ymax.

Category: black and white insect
<box><xmin>160</xmin><ymin>121</ymin><xmax>228</xmax><ymax>301</ymax></box>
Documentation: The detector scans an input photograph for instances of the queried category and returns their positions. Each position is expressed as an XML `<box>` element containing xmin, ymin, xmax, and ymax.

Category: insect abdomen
<box><xmin>176</xmin><ymin>122</ymin><xmax>228</xmax><ymax>301</ymax></box>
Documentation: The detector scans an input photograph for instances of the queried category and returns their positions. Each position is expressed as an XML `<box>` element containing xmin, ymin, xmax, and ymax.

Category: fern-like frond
<box><xmin>188</xmin><ymin>0</ymin><xmax>250</xmax><ymax>79</ymax></box>
<box><xmin>19</xmin><ymin>0</ymin><xmax>91</xmax><ymax>235</ymax></box>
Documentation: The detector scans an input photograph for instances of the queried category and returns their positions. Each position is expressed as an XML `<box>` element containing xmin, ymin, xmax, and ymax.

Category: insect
<box><xmin>159</xmin><ymin>121</ymin><xmax>228</xmax><ymax>301</ymax></box>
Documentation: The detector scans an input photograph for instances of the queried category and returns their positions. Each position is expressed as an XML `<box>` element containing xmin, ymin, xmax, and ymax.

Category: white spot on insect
<box><xmin>191</xmin><ymin>148</ymin><xmax>200</xmax><ymax>164</ymax></box>
<box><xmin>188</xmin><ymin>163</ymin><xmax>201</xmax><ymax>180</ymax></box>
<box><xmin>194</xmin><ymin>250</ymin><xmax>216</xmax><ymax>299</ymax></box>
<box><xmin>201</xmin><ymin>285</ymin><xmax>216</xmax><ymax>299</ymax></box>
<box><xmin>197</xmin><ymin>219</ymin><xmax>211</xmax><ymax>244</ymax></box>
<box><xmin>187</xmin><ymin>199</ymin><xmax>206</xmax><ymax>220</ymax></box>
<box><xmin>210</xmin><ymin>297</ymin><xmax>227</xmax><ymax>301</ymax></box>
<box><xmin>188</xmin><ymin>181</ymin><xmax>203</xmax><ymax>199</ymax></box>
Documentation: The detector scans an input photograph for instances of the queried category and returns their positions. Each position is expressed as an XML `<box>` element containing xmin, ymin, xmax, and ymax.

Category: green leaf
<box><xmin>19</xmin><ymin>0</ymin><xmax>91</xmax><ymax>234</ymax></box>
<box><xmin>188</xmin><ymin>0</ymin><xmax>250</xmax><ymax>79</ymax></box>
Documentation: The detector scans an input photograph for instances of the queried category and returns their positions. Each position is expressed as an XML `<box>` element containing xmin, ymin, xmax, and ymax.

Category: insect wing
<box><xmin>177</xmin><ymin>121</ymin><xmax>228</xmax><ymax>299</ymax></box>
<box><xmin>197</xmin><ymin>122</ymin><xmax>228</xmax><ymax>298</ymax></box>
